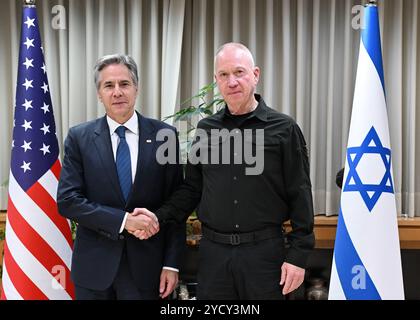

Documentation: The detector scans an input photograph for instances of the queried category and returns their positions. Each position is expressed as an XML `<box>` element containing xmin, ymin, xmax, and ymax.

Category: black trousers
<box><xmin>197</xmin><ymin>236</ymin><xmax>286</xmax><ymax>300</ymax></box>
<box><xmin>75</xmin><ymin>245</ymin><xmax>158</xmax><ymax>300</ymax></box>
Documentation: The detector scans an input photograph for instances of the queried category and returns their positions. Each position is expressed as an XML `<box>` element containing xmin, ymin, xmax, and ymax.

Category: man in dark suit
<box><xmin>57</xmin><ymin>54</ymin><xmax>185</xmax><ymax>300</ymax></box>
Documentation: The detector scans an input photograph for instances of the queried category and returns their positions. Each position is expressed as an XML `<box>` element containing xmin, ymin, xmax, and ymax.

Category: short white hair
<box><xmin>214</xmin><ymin>42</ymin><xmax>255</xmax><ymax>71</ymax></box>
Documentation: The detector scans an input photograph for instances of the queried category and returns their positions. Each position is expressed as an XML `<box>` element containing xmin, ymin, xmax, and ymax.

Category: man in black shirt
<box><xmin>135</xmin><ymin>43</ymin><xmax>315</xmax><ymax>299</ymax></box>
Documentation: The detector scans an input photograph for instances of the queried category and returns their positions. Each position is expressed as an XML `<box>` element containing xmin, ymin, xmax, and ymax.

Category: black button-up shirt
<box><xmin>157</xmin><ymin>94</ymin><xmax>314</xmax><ymax>267</ymax></box>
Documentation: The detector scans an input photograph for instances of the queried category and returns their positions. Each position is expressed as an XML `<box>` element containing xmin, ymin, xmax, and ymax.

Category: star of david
<box><xmin>343</xmin><ymin>126</ymin><xmax>394</xmax><ymax>212</ymax></box>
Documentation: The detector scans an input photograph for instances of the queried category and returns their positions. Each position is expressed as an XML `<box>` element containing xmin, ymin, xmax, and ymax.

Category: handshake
<box><xmin>124</xmin><ymin>208</ymin><xmax>159</xmax><ymax>240</ymax></box>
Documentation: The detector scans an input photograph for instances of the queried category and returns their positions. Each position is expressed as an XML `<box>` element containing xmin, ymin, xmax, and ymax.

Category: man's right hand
<box><xmin>124</xmin><ymin>208</ymin><xmax>159</xmax><ymax>239</ymax></box>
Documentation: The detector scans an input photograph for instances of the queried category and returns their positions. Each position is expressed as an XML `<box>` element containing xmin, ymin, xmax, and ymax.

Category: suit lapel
<box><xmin>93</xmin><ymin>116</ymin><xmax>125</xmax><ymax>204</ymax></box>
<box><xmin>133</xmin><ymin>113</ymin><xmax>155</xmax><ymax>190</ymax></box>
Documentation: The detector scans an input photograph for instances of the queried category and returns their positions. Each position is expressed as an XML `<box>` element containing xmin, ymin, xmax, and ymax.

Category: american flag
<box><xmin>0</xmin><ymin>4</ymin><xmax>74</xmax><ymax>300</ymax></box>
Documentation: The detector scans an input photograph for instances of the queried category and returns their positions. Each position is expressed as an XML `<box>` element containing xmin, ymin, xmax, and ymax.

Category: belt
<box><xmin>202</xmin><ymin>225</ymin><xmax>282</xmax><ymax>246</ymax></box>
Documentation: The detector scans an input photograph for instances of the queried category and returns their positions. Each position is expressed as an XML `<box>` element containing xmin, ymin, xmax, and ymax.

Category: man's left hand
<box><xmin>159</xmin><ymin>269</ymin><xmax>178</xmax><ymax>299</ymax></box>
<box><xmin>280</xmin><ymin>262</ymin><xmax>305</xmax><ymax>295</ymax></box>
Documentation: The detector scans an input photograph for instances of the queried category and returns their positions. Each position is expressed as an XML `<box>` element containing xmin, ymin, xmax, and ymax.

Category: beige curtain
<box><xmin>179</xmin><ymin>0</ymin><xmax>420</xmax><ymax>217</ymax></box>
<box><xmin>0</xmin><ymin>0</ymin><xmax>419</xmax><ymax>217</ymax></box>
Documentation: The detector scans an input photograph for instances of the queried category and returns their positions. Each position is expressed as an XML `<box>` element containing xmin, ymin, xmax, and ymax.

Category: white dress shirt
<box><xmin>107</xmin><ymin>112</ymin><xmax>139</xmax><ymax>183</ymax></box>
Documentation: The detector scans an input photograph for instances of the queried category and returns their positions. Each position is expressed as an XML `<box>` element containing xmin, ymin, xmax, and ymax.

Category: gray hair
<box><xmin>214</xmin><ymin>42</ymin><xmax>255</xmax><ymax>71</ymax></box>
<box><xmin>94</xmin><ymin>54</ymin><xmax>139</xmax><ymax>90</ymax></box>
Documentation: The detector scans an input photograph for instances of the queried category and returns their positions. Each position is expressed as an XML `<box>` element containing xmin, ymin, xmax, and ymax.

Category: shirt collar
<box><xmin>107</xmin><ymin>111</ymin><xmax>139</xmax><ymax>136</ymax></box>
<box><xmin>215</xmin><ymin>94</ymin><xmax>268</xmax><ymax>123</ymax></box>
<box><xmin>252</xmin><ymin>94</ymin><xmax>268</xmax><ymax>122</ymax></box>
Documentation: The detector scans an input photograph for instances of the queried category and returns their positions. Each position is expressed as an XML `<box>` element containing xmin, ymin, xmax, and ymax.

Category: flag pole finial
<box><xmin>23</xmin><ymin>0</ymin><xmax>36</xmax><ymax>6</ymax></box>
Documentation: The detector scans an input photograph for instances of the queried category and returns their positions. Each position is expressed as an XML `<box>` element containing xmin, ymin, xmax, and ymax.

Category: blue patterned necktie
<box><xmin>115</xmin><ymin>126</ymin><xmax>132</xmax><ymax>202</ymax></box>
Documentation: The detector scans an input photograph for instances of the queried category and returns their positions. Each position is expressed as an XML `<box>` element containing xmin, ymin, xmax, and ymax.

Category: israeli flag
<box><xmin>328</xmin><ymin>3</ymin><xmax>404</xmax><ymax>300</ymax></box>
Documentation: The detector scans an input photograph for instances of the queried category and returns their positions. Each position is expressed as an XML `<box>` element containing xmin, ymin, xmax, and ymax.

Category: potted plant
<box><xmin>166</xmin><ymin>83</ymin><xmax>224</xmax><ymax>298</ymax></box>
<box><xmin>165</xmin><ymin>82</ymin><xmax>224</xmax><ymax>243</ymax></box>
<box><xmin>165</xmin><ymin>82</ymin><xmax>224</xmax><ymax>164</ymax></box>
<box><xmin>167</xmin><ymin>82</ymin><xmax>224</xmax><ymax>240</ymax></box>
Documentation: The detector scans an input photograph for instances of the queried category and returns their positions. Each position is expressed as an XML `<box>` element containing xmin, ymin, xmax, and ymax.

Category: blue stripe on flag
<box><xmin>334</xmin><ymin>209</ymin><xmax>381</xmax><ymax>299</ymax></box>
<box><xmin>362</xmin><ymin>5</ymin><xmax>385</xmax><ymax>93</ymax></box>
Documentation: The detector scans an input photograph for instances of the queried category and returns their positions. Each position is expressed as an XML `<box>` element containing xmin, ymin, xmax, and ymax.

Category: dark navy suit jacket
<box><xmin>57</xmin><ymin>112</ymin><xmax>185</xmax><ymax>295</ymax></box>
